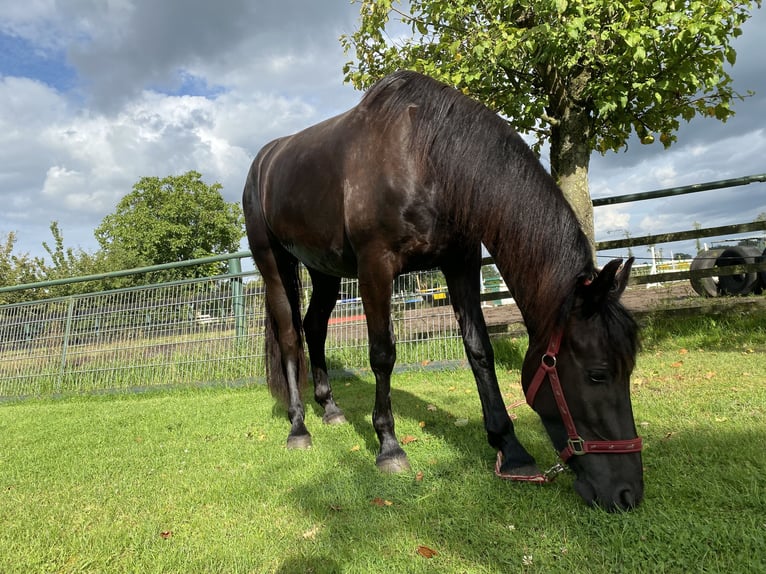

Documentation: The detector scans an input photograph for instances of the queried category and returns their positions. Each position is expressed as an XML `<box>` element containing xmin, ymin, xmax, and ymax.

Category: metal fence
<box><xmin>0</xmin><ymin>258</ymin><xmax>465</xmax><ymax>399</ymax></box>
<box><xmin>3</xmin><ymin>173</ymin><xmax>764</xmax><ymax>400</ymax></box>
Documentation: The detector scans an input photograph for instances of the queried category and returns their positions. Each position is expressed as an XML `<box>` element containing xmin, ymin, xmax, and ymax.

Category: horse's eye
<box><xmin>588</xmin><ymin>371</ymin><xmax>609</xmax><ymax>385</ymax></box>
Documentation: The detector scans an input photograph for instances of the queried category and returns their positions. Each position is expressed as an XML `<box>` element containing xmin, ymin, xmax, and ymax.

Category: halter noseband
<box><xmin>525</xmin><ymin>329</ymin><xmax>643</xmax><ymax>463</ymax></box>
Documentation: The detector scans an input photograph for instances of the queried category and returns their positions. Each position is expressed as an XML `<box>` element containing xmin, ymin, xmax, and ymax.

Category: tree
<box><xmin>95</xmin><ymin>171</ymin><xmax>244</xmax><ymax>278</ymax></box>
<box><xmin>342</xmin><ymin>0</ymin><xmax>761</xmax><ymax>252</ymax></box>
<box><xmin>0</xmin><ymin>232</ymin><xmax>40</xmax><ymax>304</ymax></box>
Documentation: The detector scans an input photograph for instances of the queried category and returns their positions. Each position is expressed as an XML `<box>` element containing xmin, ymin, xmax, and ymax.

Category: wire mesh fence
<box><xmin>0</xmin><ymin>276</ymin><xmax>263</xmax><ymax>398</ymax></box>
<box><xmin>0</xmin><ymin>263</ymin><xmax>469</xmax><ymax>399</ymax></box>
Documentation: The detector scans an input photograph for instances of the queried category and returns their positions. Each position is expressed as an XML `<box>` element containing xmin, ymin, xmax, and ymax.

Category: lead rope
<box><xmin>494</xmin><ymin>451</ymin><xmax>569</xmax><ymax>483</ymax></box>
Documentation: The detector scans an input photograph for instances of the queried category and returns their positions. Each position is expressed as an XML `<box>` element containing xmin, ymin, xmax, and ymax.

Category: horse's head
<box><xmin>522</xmin><ymin>258</ymin><xmax>643</xmax><ymax>511</ymax></box>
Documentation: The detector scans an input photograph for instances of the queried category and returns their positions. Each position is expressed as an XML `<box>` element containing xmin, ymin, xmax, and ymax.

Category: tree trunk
<box><xmin>549</xmin><ymin>102</ymin><xmax>596</xmax><ymax>261</ymax></box>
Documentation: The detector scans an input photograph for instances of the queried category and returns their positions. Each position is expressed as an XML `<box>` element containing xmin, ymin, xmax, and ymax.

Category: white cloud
<box><xmin>594</xmin><ymin>206</ymin><xmax>631</xmax><ymax>237</ymax></box>
<box><xmin>2</xmin><ymin>0</ymin><xmax>765</xmax><ymax>265</ymax></box>
<box><xmin>42</xmin><ymin>166</ymin><xmax>114</xmax><ymax>212</ymax></box>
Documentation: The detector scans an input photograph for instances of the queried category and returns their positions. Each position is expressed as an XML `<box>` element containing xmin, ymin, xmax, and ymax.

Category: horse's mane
<box><xmin>359</xmin><ymin>70</ymin><xmax>595</xmax><ymax>336</ymax></box>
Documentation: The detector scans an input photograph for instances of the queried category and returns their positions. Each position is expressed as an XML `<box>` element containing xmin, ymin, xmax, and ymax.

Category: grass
<box><xmin>1</xmin><ymin>308</ymin><xmax>765</xmax><ymax>573</ymax></box>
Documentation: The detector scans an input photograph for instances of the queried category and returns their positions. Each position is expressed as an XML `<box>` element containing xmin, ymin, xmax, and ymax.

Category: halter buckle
<box><xmin>567</xmin><ymin>437</ymin><xmax>587</xmax><ymax>456</ymax></box>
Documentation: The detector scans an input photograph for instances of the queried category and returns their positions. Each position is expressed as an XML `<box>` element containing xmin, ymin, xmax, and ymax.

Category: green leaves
<box><xmin>95</xmin><ymin>171</ymin><xmax>244</xmax><ymax>280</ymax></box>
<box><xmin>343</xmin><ymin>0</ymin><xmax>761</xmax><ymax>155</ymax></box>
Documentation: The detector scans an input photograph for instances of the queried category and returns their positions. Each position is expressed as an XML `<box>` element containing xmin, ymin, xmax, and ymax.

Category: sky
<box><xmin>1</xmin><ymin>1</ymin><xmax>764</xmax><ymax>272</ymax></box>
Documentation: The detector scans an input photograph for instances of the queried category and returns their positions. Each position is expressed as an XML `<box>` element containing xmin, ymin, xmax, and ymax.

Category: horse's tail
<box><xmin>263</xmin><ymin>268</ymin><xmax>308</xmax><ymax>405</ymax></box>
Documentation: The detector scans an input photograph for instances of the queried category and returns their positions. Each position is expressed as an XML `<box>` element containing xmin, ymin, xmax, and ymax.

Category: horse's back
<box><xmin>246</xmin><ymin>99</ymin><xmax>446</xmax><ymax>276</ymax></box>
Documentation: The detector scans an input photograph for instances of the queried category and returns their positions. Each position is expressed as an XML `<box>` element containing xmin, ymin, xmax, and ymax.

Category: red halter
<box><xmin>525</xmin><ymin>329</ymin><xmax>643</xmax><ymax>463</ymax></box>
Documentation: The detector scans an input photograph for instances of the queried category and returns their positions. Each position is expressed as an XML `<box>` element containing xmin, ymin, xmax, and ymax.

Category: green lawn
<box><xmin>1</xmin><ymin>309</ymin><xmax>765</xmax><ymax>573</ymax></box>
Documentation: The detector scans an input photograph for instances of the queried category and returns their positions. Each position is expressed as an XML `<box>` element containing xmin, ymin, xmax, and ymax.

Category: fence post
<box><xmin>230</xmin><ymin>256</ymin><xmax>246</xmax><ymax>341</ymax></box>
<box><xmin>58</xmin><ymin>297</ymin><xmax>75</xmax><ymax>394</ymax></box>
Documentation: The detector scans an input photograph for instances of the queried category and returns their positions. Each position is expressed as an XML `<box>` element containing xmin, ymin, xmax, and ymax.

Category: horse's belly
<box><xmin>282</xmin><ymin>242</ymin><xmax>358</xmax><ymax>278</ymax></box>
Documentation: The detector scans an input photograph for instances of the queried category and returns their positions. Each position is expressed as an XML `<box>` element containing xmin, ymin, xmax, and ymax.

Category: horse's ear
<box><xmin>581</xmin><ymin>258</ymin><xmax>634</xmax><ymax>308</ymax></box>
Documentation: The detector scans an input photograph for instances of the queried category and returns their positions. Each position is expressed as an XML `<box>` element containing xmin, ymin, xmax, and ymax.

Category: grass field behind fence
<box><xmin>1</xmin><ymin>309</ymin><xmax>765</xmax><ymax>573</ymax></box>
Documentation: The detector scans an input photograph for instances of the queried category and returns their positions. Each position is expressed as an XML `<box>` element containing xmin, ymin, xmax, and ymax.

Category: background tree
<box><xmin>342</xmin><ymin>0</ymin><xmax>761</xmax><ymax>252</ymax></box>
<box><xmin>0</xmin><ymin>232</ymin><xmax>40</xmax><ymax>304</ymax></box>
<box><xmin>33</xmin><ymin>222</ymin><xmax>102</xmax><ymax>287</ymax></box>
<box><xmin>95</xmin><ymin>171</ymin><xmax>244</xmax><ymax>279</ymax></box>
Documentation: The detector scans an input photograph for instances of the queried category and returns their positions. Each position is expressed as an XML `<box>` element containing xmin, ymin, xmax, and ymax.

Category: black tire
<box><xmin>716</xmin><ymin>246</ymin><xmax>762</xmax><ymax>296</ymax></box>
<box><xmin>690</xmin><ymin>249</ymin><xmax>724</xmax><ymax>297</ymax></box>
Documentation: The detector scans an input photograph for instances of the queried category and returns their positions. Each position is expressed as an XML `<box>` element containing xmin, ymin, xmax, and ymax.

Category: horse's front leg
<box><xmin>358</xmin><ymin>265</ymin><xmax>410</xmax><ymax>473</ymax></box>
<box><xmin>304</xmin><ymin>269</ymin><xmax>347</xmax><ymax>424</ymax></box>
<box><xmin>443</xmin><ymin>258</ymin><xmax>542</xmax><ymax>479</ymax></box>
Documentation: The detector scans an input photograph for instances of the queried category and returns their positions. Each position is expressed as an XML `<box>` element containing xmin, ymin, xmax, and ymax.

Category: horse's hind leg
<box><xmin>304</xmin><ymin>268</ymin><xmax>347</xmax><ymax>425</ymax></box>
<box><xmin>442</xmin><ymin>252</ymin><xmax>542</xmax><ymax>478</ymax></box>
<box><xmin>252</xmin><ymin>243</ymin><xmax>312</xmax><ymax>449</ymax></box>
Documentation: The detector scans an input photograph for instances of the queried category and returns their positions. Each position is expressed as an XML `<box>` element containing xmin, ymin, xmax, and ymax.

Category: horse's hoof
<box><xmin>323</xmin><ymin>412</ymin><xmax>347</xmax><ymax>425</ymax></box>
<box><xmin>286</xmin><ymin>434</ymin><xmax>312</xmax><ymax>449</ymax></box>
<box><xmin>376</xmin><ymin>456</ymin><xmax>411</xmax><ymax>474</ymax></box>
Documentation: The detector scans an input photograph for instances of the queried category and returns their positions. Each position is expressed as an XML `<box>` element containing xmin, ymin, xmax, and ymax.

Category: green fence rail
<box><xmin>2</xmin><ymin>174</ymin><xmax>764</xmax><ymax>399</ymax></box>
<box><xmin>0</xmin><ymin>256</ymin><xmax>465</xmax><ymax>399</ymax></box>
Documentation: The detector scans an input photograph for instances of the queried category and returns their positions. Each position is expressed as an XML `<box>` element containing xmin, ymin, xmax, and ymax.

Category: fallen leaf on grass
<box><xmin>415</xmin><ymin>471</ymin><xmax>424</xmax><ymax>482</ymax></box>
<box><xmin>302</xmin><ymin>525</ymin><xmax>320</xmax><ymax>540</ymax></box>
<box><xmin>160</xmin><ymin>531</ymin><xmax>173</xmax><ymax>539</ymax></box>
<box><xmin>426</xmin><ymin>404</ymin><xmax>438</xmax><ymax>411</ymax></box>
<box><xmin>417</xmin><ymin>545</ymin><xmax>438</xmax><ymax>558</ymax></box>
<box><xmin>370</xmin><ymin>497</ymin><xmax>393</xmax><ymax>507</ymax></box>
<box><xmin>350</xmin><ymin>444</ymin><xmax>360</xmax><ymax>452</ymax></box>
<box><xmin>679</xmin><ymin>348</ymin><xmax>689</xmax><ymax>355</ymax></box>
<box><xmin>454</xmin><ymin>419</ymin><xmax>469</xmax><ymax>427</ymax></box>
<box><xmin>418</xmin><ymin>421</ymin><xmax>426</xmax><ymax>429</ymax></box>
<box><xmin>670</xmin><ymin>361</ymin><xmax>684</xmax><ymax>368</ymax></box>
<box><xmin>401</xmin><ymin>435</ymin><xmax>418</xmax><ymax>445</ymax></box>
<box><xmin>663</xmin><ymin>432</ymin><xmax>676</xmax><ymax>440</ymax></box>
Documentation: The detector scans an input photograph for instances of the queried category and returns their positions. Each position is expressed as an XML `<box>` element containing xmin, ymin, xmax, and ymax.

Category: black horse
<box><xmin>243</xmin><ymin>71</ymin><xmax>643</xmax><ymax>511</ymax></box>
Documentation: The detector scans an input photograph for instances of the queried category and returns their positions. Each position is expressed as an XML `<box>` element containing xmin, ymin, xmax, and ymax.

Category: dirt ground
<box><xmin>332</xmin><ymin>281</ymin><xmax>760</xmax><ymax>343</ymax></box>
<box><xmin>480</xmin><ymin>282</ymin><xmax>698</xmax><ymax>333</ymax></box>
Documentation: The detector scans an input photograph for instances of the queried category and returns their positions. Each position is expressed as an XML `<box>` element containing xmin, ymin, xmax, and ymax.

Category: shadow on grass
<box><xmin>268</xmin><ymin>371</ymin><xmax>582</xmax><ymax>572</ymax></box>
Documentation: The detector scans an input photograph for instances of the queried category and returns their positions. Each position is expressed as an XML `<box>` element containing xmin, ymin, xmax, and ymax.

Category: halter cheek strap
<box><xmin>525</xmin><ymin>329</ymin><xmax>643</xmax><ymax>463</ymax></box>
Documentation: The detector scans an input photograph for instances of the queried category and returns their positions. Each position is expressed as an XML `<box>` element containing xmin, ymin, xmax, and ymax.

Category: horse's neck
<box><xmin>477</xmin><ymin>191</ymin><xmax>589</xmax><ymax>336</ymax></box>
<box><xmin>486</xmin><ymin>245</ymin><xmax>564</xmax><ymax>336</ymax></box>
